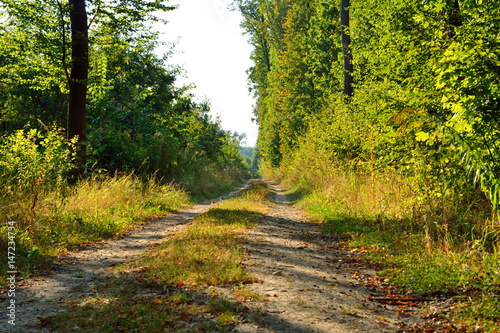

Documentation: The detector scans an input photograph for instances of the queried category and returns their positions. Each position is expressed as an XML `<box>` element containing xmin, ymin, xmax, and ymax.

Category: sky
<box><xmin>155</xmin><ymin>0</ymin><xmax>258</xmax><ymax>147</ymax></box>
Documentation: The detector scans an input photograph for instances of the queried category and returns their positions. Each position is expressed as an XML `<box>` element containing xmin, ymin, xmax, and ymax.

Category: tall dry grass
<box><xmin>0</xmin><ymin>172</ymin><xmax>191</xmax><ymax>286</ymax></box>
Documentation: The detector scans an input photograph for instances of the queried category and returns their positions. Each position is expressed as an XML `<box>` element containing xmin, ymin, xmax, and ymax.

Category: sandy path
<box><xmin>1</xmin><ymin>183</ymin><xmax>250</xmax><ymax>332</ymax></box>
<box><xmin>223</xmin><ymin>183</ymin><xmax>424</xmax><ymax>333</ymax></box>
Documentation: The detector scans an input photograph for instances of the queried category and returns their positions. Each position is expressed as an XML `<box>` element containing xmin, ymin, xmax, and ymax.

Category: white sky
<box><xmin>156</xmin><ymin>0</ymin><xmax>258</xmax><ymax>147</ymax></box>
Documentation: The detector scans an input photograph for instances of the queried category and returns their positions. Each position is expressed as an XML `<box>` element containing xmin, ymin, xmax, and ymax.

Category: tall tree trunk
<box><xmin>68</xmin><ymin>0</ymin><xmax>88</xmax><ymax>172</ymax></box>
<box><xmin>341</xmin><ymin>0</ymin><xmax>353</xmax><ymax>98</ymax></box>
<box><xmin>447</xmin><ymin>0</ymin><xmax>462</xmax><ymax>39</ymax></box>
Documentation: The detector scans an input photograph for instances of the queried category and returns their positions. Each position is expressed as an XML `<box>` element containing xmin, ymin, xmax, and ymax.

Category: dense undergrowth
<box><xmin>0</xmin><ymin>128</ymin><xmax>250</xmax><ymax>287</ymax></box>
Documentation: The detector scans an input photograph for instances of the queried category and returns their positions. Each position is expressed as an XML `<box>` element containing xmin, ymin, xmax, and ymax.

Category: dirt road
<box><xmin>2</xmin><ymin>181</ymin><xmax>426</xmax><ymax>332</ymax></box>
<box><xmin>1</xmin><ymin>184</ymin><xmax>250</xmax><ymax>332</ymax></box>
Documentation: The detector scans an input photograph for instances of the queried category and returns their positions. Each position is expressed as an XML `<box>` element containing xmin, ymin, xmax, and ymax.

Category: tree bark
<box><xmin>448</xmin><ymin>0</ymin><xmax>462</xmax><ymax>39</ymax></box>
<box><xmin>341</xmin><ymin>0</ymin><xmax>353</xmax><ymax>98</ymax></box>
<box><xmin>68</xmin><ymin>0</ymin><xmax>88</xmax><ymax>172</ymax></box>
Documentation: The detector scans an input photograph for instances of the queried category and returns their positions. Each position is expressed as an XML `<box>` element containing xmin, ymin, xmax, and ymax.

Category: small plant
<box><xmin>291</xmin><ymin>296</ymin><xmax>305</xmax><ymax>306</ymax></box>
<box><xmin>217</xmin><ymin>311</ymin><xmax>238</xmax><ymax>326</ymax></box>
<box><xmin>169</xmin><ymin>291</ymin><xmax>190</xmax><ymax>304</ymax></box>
<box><xmin>233</xmin><ymin>284</ymin><xmax>263</xmax><ymax>301</ymax></box>
<box><xmin>208</xmin><ymin>298</ymin><xmax>239</xmax><ymax>313</ymax></box>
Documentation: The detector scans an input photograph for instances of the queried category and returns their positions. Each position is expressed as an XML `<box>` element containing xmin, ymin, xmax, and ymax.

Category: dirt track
<box><xmin>1</xmin><ymin>184</ymin><xmax>250</xmax><ymax>332</ymax></box>
<box><xmin>1</xmin><ymin>181</ymin><xmax>428</xmax><ymax>332</ymax></box>
<box><xmin>217</xmin><ymin>183</ymin><xmax>425</xmax><ymax>332</ymax></box>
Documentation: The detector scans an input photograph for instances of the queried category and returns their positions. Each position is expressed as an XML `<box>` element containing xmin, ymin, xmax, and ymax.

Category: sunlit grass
<box><xmin>45</xmin><ymin>180</ymin><xmax>273</xmax><ymax>332</ymax></box>
<box><xmin>0</xmin><ymin>173</ymin><xmax>192</xmax><ymax>287</ymax></box>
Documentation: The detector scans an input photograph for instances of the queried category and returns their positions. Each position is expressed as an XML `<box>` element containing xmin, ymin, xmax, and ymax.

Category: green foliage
<box><xmin>0</xmin><ymin>0</ymin><xmax>250</xmax><ymax>189</ymax></box>
<box><xmin>0</xmin><ymin>128</ymin><xmax>73</xmax><ymax>198</ymax></box>
<box><xmin>239</xmin><ymin>0</ymin><xmax>500</xmax><ymax>223</ymax></box>
<box><xmin>0</xmin><ymin>127</ymin><xmax>246</xmax><ymax>287</ymax></box>
<box><xmin>348</xmin><ymin>0</ymin><xmax>500</xmax><ymax>214</ymax></box>
<box><xmin>0</xmin><ymin>0</ymin><xmax>173</xmax><ymax>131</ymax></box>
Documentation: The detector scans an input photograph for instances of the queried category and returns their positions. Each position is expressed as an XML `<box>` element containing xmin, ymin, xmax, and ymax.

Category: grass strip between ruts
<box><xmin>46</xmin><ymin>180</ymin><xmax>273</xmax><ymax>332</ymax></box>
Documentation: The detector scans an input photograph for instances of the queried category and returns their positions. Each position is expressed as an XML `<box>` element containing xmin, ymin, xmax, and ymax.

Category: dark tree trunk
<box><xmin>68</xmin><ymin>0</ymin><xmax>88</xmax><ymax>172</ymax></box>
<box><xmin>341</xmin><ymin>0</ymin><xmax>353</xmax><ymax>99</ymax></box>
<box><xmin>448</xmin><ymin>0</ymin><xmax>462</xmax><ymax>39</ymax></box>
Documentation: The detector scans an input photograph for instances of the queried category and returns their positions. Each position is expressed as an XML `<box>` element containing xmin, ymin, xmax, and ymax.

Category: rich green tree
<box><xmin>1</xmin><ymin>0</ymin><xmax>249</xmax><ymax>186</ymax></box>
<box><xmin>0</xmin><ymin>0</ymin><xmax>174</xmax><ymax>169</ymax></box>
<box><xmin>235</xmin><ymin>0</ymin><xmax>342</xmax><ymax>169</ymax></box>
<box><xmin>239</xmin><ymin>0</ymin><xmax>500</xmax><ymax>213</ymax></box>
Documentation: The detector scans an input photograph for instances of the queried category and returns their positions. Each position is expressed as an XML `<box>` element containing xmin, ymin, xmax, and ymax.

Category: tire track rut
<box><xmin>222</xmin><ymin>182</ymin><xmax>424</xmax><ymax>332</ymax></box>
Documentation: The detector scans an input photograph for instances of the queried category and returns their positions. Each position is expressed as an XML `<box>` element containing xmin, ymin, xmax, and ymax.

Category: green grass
<box><xmin>182</xmin><ymin>165</ymin><xmax>250</xmax><ymax>201</ymax></box>
<box><xmin>286</xmin><ymin>171</ymin><xmax>500</xmax><ymax>332</ymax></box>
<box><xmin>43</xmin><ymin>180</ymin><xmax>273</xmax><ymax>332</ymax></box>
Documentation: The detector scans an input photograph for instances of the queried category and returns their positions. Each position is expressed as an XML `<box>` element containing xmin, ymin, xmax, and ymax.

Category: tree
<box><xmin>67</xmin><ymin>0</ymin><xmax>88</xmax><ymax>169</ymax></box>
<box><xmin>341</xmin><ymin>0</ymin><xmax>353</xmax><ymax>98</ymax></box>
<box><xmin>235</xmin><ymin>0</ymin><xmax>343</xmax><ymax>169</ymax></box>
<box><xmin>0</xmin><ymin>0</ymin><xmax>174</xmax><ymax>171</ymax></box>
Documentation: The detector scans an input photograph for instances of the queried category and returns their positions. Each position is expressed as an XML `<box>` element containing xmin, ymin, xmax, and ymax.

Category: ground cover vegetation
<box><xmin>0</xmin><ymin>1</ymin><xmax>249</xmax><ymax>286</ymax></box>
<box><xmin>235</xmin><ymin>0</ymin><xmax>500</xmax><ymax>330</ymax></box>
<box><xmin>45</xmin><ymin>181</ymin><xmax>272</xmax><ymax>332</ymax></box>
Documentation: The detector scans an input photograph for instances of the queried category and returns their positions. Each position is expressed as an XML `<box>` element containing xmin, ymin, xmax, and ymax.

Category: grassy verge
<box><xmin>0</xmin><ymin>174</ymin><xmax>191</xmax><ymax>288</ymax></box>
<box><xmin>286</xmin><ymin>172</ymin><xmax>500</xmax><ymax>332</ymax></box>
<box><xmin>44</xmin><ymin>180</ymin><xmax>273</xmax><ymax>332</ymax></box>
<box><xmin>182</xmin><ymin>166</ymin><xmax>250</xmax><ymax>202</ymax></box>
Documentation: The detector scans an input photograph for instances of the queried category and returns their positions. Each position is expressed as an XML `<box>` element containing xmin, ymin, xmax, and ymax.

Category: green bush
<box><xmin>0</xmin><ymin>128</ymin><xmax>73</xmax><ymax>194</ymax></box>
<box><xmin>0</xmin><ymin>128</ymin><xmax>74</xmax><ymax>227</ymax></box>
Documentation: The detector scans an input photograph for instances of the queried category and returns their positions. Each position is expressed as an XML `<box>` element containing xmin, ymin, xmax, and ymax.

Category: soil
<box><xmin>1</xmin><ymin>181</ymin><xmax>434</xmax><ymax>332</ymax></box>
